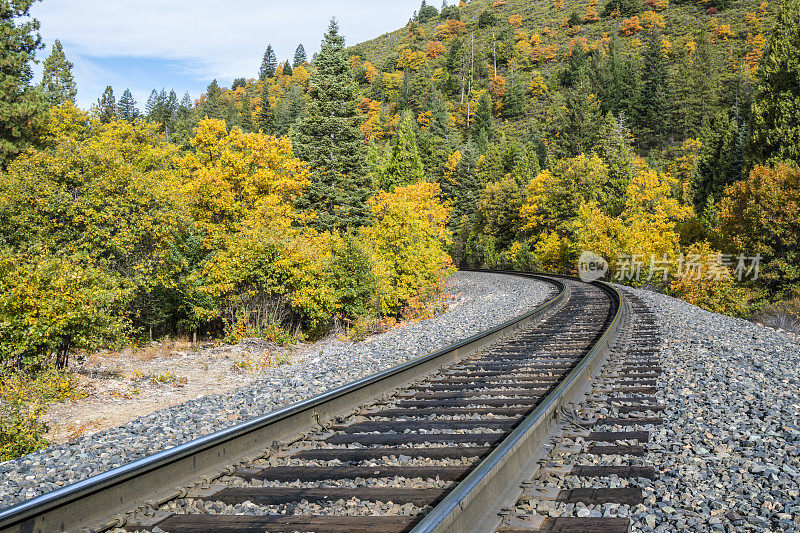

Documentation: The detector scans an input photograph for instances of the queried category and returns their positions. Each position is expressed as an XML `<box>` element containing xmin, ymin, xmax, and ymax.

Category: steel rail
<box><xmin>0</xmin><ymin>273</ymin><xmax>566</xmax><ymax>533</ymax></box>
<box><xmin>411</xmin><ymin>274</ymin><xmax>626</xmax><ymax>533</ymax></box>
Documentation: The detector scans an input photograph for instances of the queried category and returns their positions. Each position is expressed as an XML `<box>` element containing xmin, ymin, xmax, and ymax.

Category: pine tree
<box><xmin>442</xmin><ymin>142</ymin><xmax>480</xmax><ymax>228</ymax></box>
<box><xmin>558</xmin><ymin>84</ymin><xmax>602</xmax><ymax>158</ymax></box>
<box><xmin>257</xmin><ymin>81</ymin><xmax>275</xmax><ymax>134</ymax></box>
<box><xmin>383</xmin><ymin>110</ymin><xmax>425</xmax><ymax>190</ymax></box>
<box><xmin>117</xmin><ymin>88</ymin><xmax>139</xmax><ymax>122</ymax></box>
<box><xmin>639</xmin><ymin>30</ymin><xmax>671</xmax><ymax>148</ymax></box>
<box><xmin>231</xmin><ymin>77</ymin><xmax>246</xmax><ymax>90</ymax></box>
<box><xmin>503</xmin><ymin>73</ymin><xmax>526</xmax><ymax>119</ymax></box>
<box><xmin>471</xmin><ymin>92</ymin><xmax>493</xmax><ymax>153</ymax></box>
<box><xmin>145</xmin><ymin>89</ymin><xmax>158</xmax><ymax>117</ymax></box>
<box><xmin>0</xmin><ymin>0</ymin><xmax>46</xmax><ymax>168</ymax></box>
<box><xmin>283</xmin><ymin>60</ymin><xmax>293</xmax><ymax>76</ymax></box>
<box><xmin>748</xmin><ymin>0</ymin><xmax>800</xmax><ymax>166</ymax></box>
<box><xmin>179</xmin><ymin>92</ymin><xmax>192</xmax><ymax>110</ymax></box>
<box><xmin>293</xmin><ymin>44</ymin><xmax>307</xmax><ymax>67</ymax></box>
<box><xmin>259</xmin><ymin>44</ymin><xmax>278</xmax><ymax>80</ymax></box>
<box><xmin>40</xmin><ymin>39</ymin><xmax>77</xmax><ymax>106</ymax></box>
<box><xmin>293</xmin><ymin>19</ymin><xmax>371</xmax><ymax>231</ymax></box>
<box><xmin>201</xmin><ymin>79</ymin><xmax>222</xmax><ymax>120</ymax></box>
<box><xmin>96</xmin><ymin>86</ymin><xmax>116</xmax><ymax>123</ymax></box>
<box><xmin>672</xmin><ymin>32</ymin><xmax>719</xmax><ymax>139</ymax></box>
<box><xmin>240</xmin><ymin>92</ymin><xmax>255</xmax><ymax>132</ymax></box>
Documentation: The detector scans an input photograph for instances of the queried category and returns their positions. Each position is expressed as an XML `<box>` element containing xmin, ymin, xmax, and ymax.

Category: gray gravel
<box><xmin>623</xmin><ymin>287</ymin><xmax>800</xmax><ymax>532</ymax></box>
<box><xmin>0</xmin><ymin>271</ymin><xmax>553</xmax><ymax>510</ymax></box>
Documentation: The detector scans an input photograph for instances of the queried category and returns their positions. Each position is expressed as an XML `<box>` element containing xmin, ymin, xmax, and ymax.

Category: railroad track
<box><xmin>0</xmin><ymin>272</ymin><xmax>663</xmax><ymax>533</ymax></box>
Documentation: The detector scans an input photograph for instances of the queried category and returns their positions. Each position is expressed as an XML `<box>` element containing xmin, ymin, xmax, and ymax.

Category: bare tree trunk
<box><xmin>492</xmin><ymin>31</ymin><xmax>497</xmax><ymax>79</ymax></box>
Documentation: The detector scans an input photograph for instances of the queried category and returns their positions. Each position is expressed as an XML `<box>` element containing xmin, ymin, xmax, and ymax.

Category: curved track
<box><xmin>0</xmin><ymin>273</ymin><xmax>627</xmax><ymax>533</ymax></box>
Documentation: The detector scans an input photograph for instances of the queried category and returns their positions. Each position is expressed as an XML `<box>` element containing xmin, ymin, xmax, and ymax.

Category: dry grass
<box><xmin>752</xmin><ymin>299</ymin><xmax>800</xmax><ymax>335</ymax></box>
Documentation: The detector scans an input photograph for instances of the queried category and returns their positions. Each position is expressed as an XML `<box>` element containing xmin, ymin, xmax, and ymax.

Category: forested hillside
<box><xmin>1</xmin><ymin>0</ymin><xmax>799</xmax><ymax>457</ymax></box>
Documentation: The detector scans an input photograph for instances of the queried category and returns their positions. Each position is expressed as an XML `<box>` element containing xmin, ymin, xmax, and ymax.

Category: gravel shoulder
<box><xmin>0</xmin><ymin>271</ymin><xmax>554</xmax><ymax>510</ymax></box>
<box><xmin>622</xmin><ymin>286</ymin><xmax>800</xmax><ymax>532</ymax></box>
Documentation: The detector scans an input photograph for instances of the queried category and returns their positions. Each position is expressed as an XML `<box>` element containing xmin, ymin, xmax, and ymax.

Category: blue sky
<box><xmin>30</xmin><ymin>0</ymin><xmax>428</xmax><ymax>110</ymax></box>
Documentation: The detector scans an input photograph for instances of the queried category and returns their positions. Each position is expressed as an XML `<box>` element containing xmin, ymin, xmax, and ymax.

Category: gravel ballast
<box><xmin>622</xmin><ymin>287</ymin><xmax>800</xmax><ymax>532</ymax></box>
<box><xmin>0</xmin><ymin>271</ymin><xmax>553</xmax><ymax>510</ymax></box>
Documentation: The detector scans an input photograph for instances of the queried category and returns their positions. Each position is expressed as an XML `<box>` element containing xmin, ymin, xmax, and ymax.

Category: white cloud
<box><xmin>32</xmin><ymin>0</ymin><xmax>423</xmax><ymax>82</ymax></box>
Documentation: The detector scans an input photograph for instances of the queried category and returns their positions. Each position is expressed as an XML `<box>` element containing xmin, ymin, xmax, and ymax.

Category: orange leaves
<box><xmin>643</xmin><ymin>0</ymin><xmax>669</xmax><ymax>10</ymax></box>
<box><xmin>745</xmin><ymin>32</ymin><xmax>766</xmax><ymax>78</ymax></box>
<box><xmin>640</xmin><ymin>10</ymin><xmax>665</xmax><ymax>30</ymax></box>
<box><xmin>357</xmin><ymin>97</ymin><xmax>384</xmax><ymax>142</ymax></box>
<box><xmin>434</xmin><ymin>19</ymin><xmax>465</xmax><ymax>40</ymax></box>
<box><xmin>619</xmin><ymin>16</ymin><xmax>642</xmax><ymax>36</ymax></box>
<box><xmin>363</xmin><ymin>61</ymin><xmax>378</xmax><ymax>84</ymax></box>
<box><xmin>553</xmin><ymin>0</ymin><xmax>565</xmax><ymax>9</ymax></box>
<box><xmin>570</xmin><ymin>36</ymin><xmax>590</xmax><ymax>54</ymax></box>
<box><xmin>492</xmin><ymin>0</ymin><xmax>506</xmax><ymax>6</ymax></box>
<box><xmin>583</xmin><ymin>6</ymin><xmax>600</xmax><ymax>23</ymax></box>
<box><xmin>715</xmin><ymin>23</ymin><xmax>734</xmax><ymax>41</ymax></box>
<box><xmin>416</xmin><ymin>111</ymin><xmax>432</xmax><ymax>129</ymax></box>
<box><xmin>398</xmin><ymin>48</ymin><xmax>426</xmax><ymax>71</ymax></box>
<box><xmin>426</xmin><ymin>40</ymin><xmax>445</xmax><ymax>59</ymax></box>
<box><xmin>489</xmin><ymin>75</ymin><xmax>507</xmax><ymax>100</ymax></box>
<box><xmin>509</xmin><ymin>14</ymin><xmax>523</xmax><ymax>28</ymax></box>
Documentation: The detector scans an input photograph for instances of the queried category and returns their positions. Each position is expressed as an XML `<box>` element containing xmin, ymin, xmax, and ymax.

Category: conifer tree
<box><xmin>96</xmin><ymin>86</ymin><xmax>116</xmax><ymax>123</ymax></box>
<box><xmin>640</xmin><ymin>30</ymin><xmax>672</xmax><ymax>148</ymax></box>
<box><xmin>558</xmin><ymin>84</ymin><xmax>602</xmax><ymax>157</ymax></box>
<box><xmin>257</xmin><ymin>81</ymin><xmax>275</xmax><ymax>134</ymax></box>
<box><xmin>179</xmin><ymin>92</ymin><xmax>192</xmax><ymax>110</ymax></box>
<box><xmin>383</xmin><ymin>110</ymin><xmax>425</xmax><ymax>190</ymax></box>
<box><xmin>283</xmin><ymin>60</ymin><xmax>293</xmax><ymax>76</ymax></box>
<box><xmin>293</xmin><ymin>44</ymin><xmax>307</xmax><ymax>67</ymax></box>
<box><xmin>240</xmin><ymin>92</ymin><xmax>255</xmax><ymax>132</ymax></box>
<box><xmin>748</xmin><ymin>0</ymin><xmax>800</xmax><ymax>166</ymax></box>
<box><xmin>40</xmin><ymin>39</ymin><xmax>76</xmax><ymax>106</ymax></box>
<box><xmin>259</xmin><ymin>44</ymin><xmax>278</xmax><ymax>80</ymax></box>
<box><xmin>293</xmin><ymin>19</ymin><xmax>371</xmax><ymax>231</ymax></box>
<box><xmin>443</xmin><ymin>142</ymin><xmax>480</xmax><ymax>227</ymax></box>
<box><xmin>471</xmin><ymin>92</ymin><xmax>493</xmax><ymax>153</ymax></box>
<box><xmin>503</xmin><ymin>73</ymin><xmax>526</xmax><ymax>119</ymax></box>
<box><xmin>117</xmin><ymin>88</ymin><xmax>139</xmax><ymax>122</ymax></box>
<box><xmin>145</xmin><ymin>89</ymin><xmax>158</xmax><ymax>117</ymax></box>
<box><xmin>0</xmin><ymin>0</ymin><xmax>46</xmax><ymax>168</ymax></box>
<box><xmin>201</xmin><ymin>79</ymin><xmax>222</xmax><ymax>120</ymax></box>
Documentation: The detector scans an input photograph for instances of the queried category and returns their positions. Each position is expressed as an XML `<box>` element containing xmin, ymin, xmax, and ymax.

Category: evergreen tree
<box><xmin>145</xmin><ymin>89</ymin><xmax>158</xmax><ymax>117</ymax></box>
<box><xmin>418</xmin><ymin>90</ymin><xmax>456</xmax><ymax>181</ymax></box>
<box><xmin>561</xmin><ymin>45</ymin><xmax>590</xmax><ymax>88</ymax></box>
<box><xmin>558</xmin><ymin>84</ymin><xmax>601</xmax><ymax>157</ymax></box>
<box><xmin>282</xmin><ymin>60</ymin><xmax>293</xmax><ymax>76</ymax></box>
<box><xmin>257</xmin><ymin>81</ymin><xmax>275</xmax><ymax>134</ymax></box>
<box><xmin>292</xmin><ymin>19</ymin><xmax>371</xmax><ymax>231</ymax></box>
<box><xmin>418</xmin><ymin>0</ymin><xmax>439</xmax><ymax>22</ymax></box>
<box><xmin>201</xmin><ymin>79</ymin><xmax>222</xmax><ymax>120</ymax></box>
<box><xmin>40</xmin><ymin>39</ymin><xmax>77</xmax><ymax>106</ymax></box>
<box><xmin>231</xmin><ymin>77</ymin><xmax>247</xmax><ymax>90</ymax></box>
<box><xmin>639</xmin><ymin>30</ymin><xmax>672</xmax><ymax>148</ymax></box>
<box><xmin>117</xmin><ymin>88</ymin><xmax>139</xmax><ymax>122</ymax></box>
<box><xmin>96</xmin><ymin>86</ymin><xmax>116</xmax><ymax>123</ymax></box>
<box><xmin>503</xmin><ymin>73</ymin><xmax>526</xmax><ymax>119</ymax></box>
<box><xmin>259</xmin><ymin>44</ymin><xmax>278</xmax><ymax>80</ymax></box>
<box><xmin>0</xmin><ymin>0</ymin><xmax>46</xmax><ymax>168</ymax></box>
<box><xmin>442</xmin><ymin>142</ymin><xmax>480</xmax><ymax>228</ymax></box>
<box><xmin>240</xmin><ymin>92</ymin><xmax>255</xmax><ymax>132</ymax></box>
<box><xmin>477</xmin><ymin>142</ymin><xmax>505</xmax><ymax>184</ymax></box>
<box><xmin>293</xmin><ymin>44</ymin><xmax>307</xmax><ymax>67</ymax></box>
<box><xmin>672</xmin><ymin>32</ymin><xmax>719</xmax><ymax>138</ymax></box>
<box><xmin>748</xmin><ymin>0</ymin><xmax>800</xmax><ymax>166</ymax></box>
<box><xmin>471</xmin><ymin>92</ymin><xmax>493</xmax><ymax>153</ymax></box>
<box><xmin>179</xmin><ymin>92</ymin><xmax>192</xmax><ymax>110</ymax></box>
<box><xmin>382</xmin><ymin>110</ymin><xmax>425</xmax><ymax>190</ymax></box>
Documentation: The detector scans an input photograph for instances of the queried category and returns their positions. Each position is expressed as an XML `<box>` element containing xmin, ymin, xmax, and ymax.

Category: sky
<box><xmin>30</xmin><ymin>0</ymin><xmax>427</xmax><ymax>110</ymax></box>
